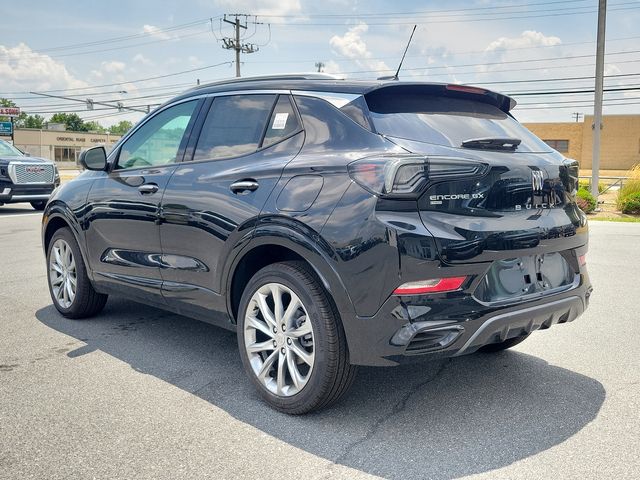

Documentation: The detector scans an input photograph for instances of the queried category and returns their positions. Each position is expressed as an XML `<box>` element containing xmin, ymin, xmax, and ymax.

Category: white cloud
<box><xmin>187</xmin><ymin>55</ymin><xmax>203</xmax><ymax>67</ymax></box>
<box><xmin>329</xmin><ymin>22</ymin><xmax>390</xmax><ymax>75</ymax></box>
<box><xmin>143</xmin><ymin>24</ymin><xmax>172</xmax><ymax>40</ymax></box>
<box><xmin>330</xmin><ymin>23</ymin><xmax>369</xmax><ymax>59</ymax></box>
<box><xmin>132</xmin><ymin>53</ymin><xmax>153</xmax><ymax>66</ymax></box>
<box><xmin>212</xmin><ymin>0</ymin><xmax>301</xmax><ymax>16</ymax></box>
<box><xmin>0</xmin><ymin>43</ymin><xmax>87</xmax><ymax>92</ymax></box>
<box><xmin>322</xmin><ymin>60</ymin><xmax>342</xmax><ymax>75</ymax></box>
<box><xmin>604</xmin><ymin>64</ymin><xmax>621</xmax><ymax>76</ymax></box>
<box><xmin>101</xmin><ymin>60</ymin><xmax>126</xmax><ymax>74</ymax></box>
<box><xmin>88</xmin><ymin>60</ymin><xmax>128</xmax><ymax>83</ymax></box>
<box><xmin>485</xmin><ymin>30</ymin><xmax>562</xmax><ymax>52</ymax></box>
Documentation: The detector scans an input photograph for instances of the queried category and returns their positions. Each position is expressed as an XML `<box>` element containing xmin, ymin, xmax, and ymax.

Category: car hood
<box><xmin>0</xmin><ymin>155</ymin><xmax>54</xmax><ymax>167</ymax></box>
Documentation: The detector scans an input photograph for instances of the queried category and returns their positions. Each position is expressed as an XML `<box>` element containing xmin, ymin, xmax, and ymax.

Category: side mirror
<box><xmin>79</xmin><ymin>146</ymin><xmax>107</xmax><ymax>171</ymax></box>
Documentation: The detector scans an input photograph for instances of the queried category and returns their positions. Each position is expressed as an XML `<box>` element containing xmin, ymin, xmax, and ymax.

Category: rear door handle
<box><xmin>230</xmin><ymin>180</ymin><xmax>259</xmax><ymax>194</ymax></box>
<box><xmin>138</xmin><ymin>183</ymin><xmax>159</xmax><ymax>195</ymax></box>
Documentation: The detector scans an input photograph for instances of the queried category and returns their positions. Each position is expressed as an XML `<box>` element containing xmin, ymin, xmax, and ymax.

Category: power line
<box><xmin>0</xmin><ymin>62</ymin><xmax>233</xmax><ymax>95</ymax></box>
<box><xmin>470</xmin><ymin>72</ymin><xmax>640</xmax><ymax>86</ymax></box>
<box><xmin>517</xmin><ymin>95</ymin><xmax>640</xmax><ymax>105</ymax></box>
<box><xmin>338</xmin><ymin>48</ymin><xmax>640</xmax><ymax>75</ymax></box>
<box><xmin>3</xmin><ymin>81</ymin><xmax>199</xmax><ymax>101</ymax></box>
<box><xmin>515</xmin><ymin>100</ymin><xmax>640</xmax><ymax>110</ymax></box>
<box><xmin>253</xmin><ymin>4</ymin><xmax>639</xmax><ymax>26</ymax></box>
<box><xmin>17</xmin><ymin>18</ymin><xmax>216</xmax><ymax>55</ymax></box>
<box><xmin>507</xmin><ymin>85</ymin><xmax>640</xmax><ymax>96</ymax></box>
<box><xmin>389</xmin><ymin>58</ymin><xmax>640</xmax><ymax>79</ymax></box>
<box><xmin>244</xmin><ymin>34</ymin><xmax>640</xmax><ymax>66</ymax></box>
<box><xmin>255</xmin><ymin>0</ymin><xmax>595</xmax><ymax>17</ymax></box>
<box><xmin>3</xmin><ymin>30</ymin><xmax>212</xmax><ymax>61</ymax></box>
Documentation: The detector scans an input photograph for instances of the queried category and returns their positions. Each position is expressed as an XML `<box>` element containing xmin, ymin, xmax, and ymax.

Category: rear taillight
<box><xmin>578</xmin><ymin>254</ymin><xmax>587</xmax><ymax>266</ymax></box>
<box><xmin>393</xmin><ymin>276</ymin><xmax>467</xmax><ymax>295</ymax></box>
<box><xmin>348</xmin><ymin>155</ymin><xmax>485</xmax><ymax>198</ymax></box>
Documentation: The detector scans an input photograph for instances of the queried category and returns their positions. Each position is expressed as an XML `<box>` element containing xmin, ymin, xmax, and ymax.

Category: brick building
<box><xmin>524</xmin><ymin>114</ymin><xmax>640</xmax><ymax>173</ymax></box>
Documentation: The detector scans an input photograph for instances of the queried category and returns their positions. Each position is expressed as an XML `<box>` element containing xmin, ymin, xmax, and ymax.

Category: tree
<box><xmin>84</xmin><ymin>121</ymin><xmax>105</xmax><ymax>133</ymax></box>
<box><xmin>49</xmin><ymin>113</ymin><xmax>88</xmax><ymax>132</ymax></box>
<box><xmin>19</xmin><ymin>114</ymin><xmax>45</xmax><ymax>129</ymax></box>
<box><xmin>108</xmin><ymin>120</ymin><xmax>133</xmax><ymax>136</ymax></box>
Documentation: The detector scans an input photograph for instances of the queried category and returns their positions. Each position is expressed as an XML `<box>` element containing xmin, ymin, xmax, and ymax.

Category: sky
<box><xmin>1</xmin><ymin>0</ymin><xmax>639</xmax><ymax>127</ymax></box>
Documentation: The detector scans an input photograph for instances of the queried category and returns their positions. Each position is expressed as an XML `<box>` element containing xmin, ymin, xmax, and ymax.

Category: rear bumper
<box><xmin>0</xmin><ymin>182</ymin><xmax>56</xmax><ymax>204</ymax></box>
<box><xmin>452</xmin><ymin>295</ymin><xmax>584</xmax><ymax>356</ymax></box>
<box><xmin>343</xmin><ymin>270</ymin><xmax>592</xmax><ymax>366</ymax></box>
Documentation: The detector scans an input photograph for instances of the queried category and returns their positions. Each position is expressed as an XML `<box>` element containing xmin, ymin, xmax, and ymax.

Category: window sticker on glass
<box><xmin>272</xmin><ymin>112</ymin><xmax>289</xmax><ymax>130</ymax></box>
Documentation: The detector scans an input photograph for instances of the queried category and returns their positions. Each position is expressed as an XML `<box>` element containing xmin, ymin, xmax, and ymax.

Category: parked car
<box><xmin>41</xmin><ymin>74</ymin><xmax>592</xmax><ymax>414</ymax></box>
<box><xmin>0</xmin><ymin>139</ymin><xmax>60</xmax><ymax>210</ymax></box>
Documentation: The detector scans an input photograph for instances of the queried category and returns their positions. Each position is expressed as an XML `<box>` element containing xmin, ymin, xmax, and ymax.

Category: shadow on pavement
<box><xmin>36</xmin><ymin>298</ymin><xmax>605</xmax><ymax>480</ymax></box>
<box><xmin>0</xmin><ymin>205</ymin><xmax>39</xmax><ymax>216</ymax></box>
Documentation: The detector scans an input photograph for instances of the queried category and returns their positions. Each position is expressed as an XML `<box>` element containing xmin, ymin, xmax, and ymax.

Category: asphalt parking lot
<box><xmin>0</xmin><ymin>204</ymin><xmax>638</xmax><ymax>480</ymax></box>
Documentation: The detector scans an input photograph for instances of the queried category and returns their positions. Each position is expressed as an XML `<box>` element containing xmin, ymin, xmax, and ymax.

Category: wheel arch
<box><xmin>42</xmin><ymin>204</ymin><xmax>93</xmax><ymax>280</ymax></box>
<box><xmin>225</xmin><ymin>226</ymin><xmax>355</xmax><ymax>328</ymax></box>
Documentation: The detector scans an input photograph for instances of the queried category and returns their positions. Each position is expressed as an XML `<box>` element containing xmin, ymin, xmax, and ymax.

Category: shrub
<box><xmin>576</xmin><ymin>188</ymin><xmax>596</xmax><ymax>213</ymax></box>
<box><xmin>617</xmin><ymin>164</ymin><xmax>640</xmax><ymax>209</ymax></box>
<box><xmin>578</xmin><ymin>179</ymin><xmax>605</xmax><ymax>193</ymax></box>
<box><xmin>619</xmin><ymin>192</ymin><xmax>640</xmax><ymax>214</ymax></box>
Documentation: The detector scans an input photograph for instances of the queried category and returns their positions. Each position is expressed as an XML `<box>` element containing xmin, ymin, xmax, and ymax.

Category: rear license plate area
<box><xmin>474</xmin><ymin>252</ymin><xmax>577</xmax><ymax>304</ymax></box>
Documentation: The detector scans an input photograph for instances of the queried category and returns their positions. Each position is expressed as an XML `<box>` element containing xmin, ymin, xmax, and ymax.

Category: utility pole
<box><xmin>572</xmin><ymin>112</ymin><xmax>583</xmax><ymax>123</ymax></box>
<box><xmin>315</xmin><ymin>62</ymin><xmax>325</xmax><ymax>73</ymax></box>
<box><xmin>591</xmin><ymin>0</ymin><xmax>607</xmax><ymax>199</ymax></box>
<box><xmin>222</xmin><ymin>14</ymin><xmax>258</xmax><ymax>77</ymax></box>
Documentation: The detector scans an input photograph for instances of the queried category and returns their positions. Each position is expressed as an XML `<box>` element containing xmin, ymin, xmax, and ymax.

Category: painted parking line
<box><xmin>0</xmin><ymin>212</ymin><xmax>42</xmax><ymax>219</ymax></box>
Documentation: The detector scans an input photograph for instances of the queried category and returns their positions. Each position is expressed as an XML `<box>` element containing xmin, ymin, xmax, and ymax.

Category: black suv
<box><xmin>42</xmin><ymin>74</ymin><xmax>592</xmax><ymax>413</ymax></box>
<box><xmin>0</xmin><ymin>139</ymin><xmax>60</xmax><ymax>210</ymax></box>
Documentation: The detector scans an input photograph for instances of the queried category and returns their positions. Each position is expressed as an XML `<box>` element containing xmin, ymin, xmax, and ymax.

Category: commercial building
<box><xmin>524</xmin><ymin>114</ymin><xmax>640</xmax><ymax>173</ymax></box>
<box><xmin>5</xmin><ymin>115</ymin><xmax>639</xmax><ymax>173</ymax></box>
<box><xmin>9</xmin><ymin>128</ymin><xmax>121</xmax><ymax>166</ymax></box>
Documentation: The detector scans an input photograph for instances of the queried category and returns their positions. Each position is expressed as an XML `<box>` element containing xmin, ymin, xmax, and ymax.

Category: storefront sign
<box><xmin>55</xmin><ymin>136</ymin><xmax>113</xmax><ymax>144</ymax></box>
<box><xmin>0</xmin><ymin>121</ymin><xmax>12</xmax><ymax>136</ymax></box>
<box><xmin>0</xmin><ymin>107</ymin><xmax>20</xmax><ymax>117</ymax></box>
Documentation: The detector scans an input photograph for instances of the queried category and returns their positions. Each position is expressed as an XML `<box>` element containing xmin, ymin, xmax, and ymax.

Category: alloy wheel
<box><xmin>243</xmin><ymin>282</ymin><xmax>315</xmax><ymax>397</ymax></box>
<box><xmin>49</xmin><ymin>239</ymin><xmax>77</xmax><ymax>309</ymax></box>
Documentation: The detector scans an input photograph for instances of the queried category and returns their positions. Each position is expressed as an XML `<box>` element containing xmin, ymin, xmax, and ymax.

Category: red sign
<box><xmin>0</xmin><ymin>107</ymin><xmax>21</xmax><ymax>117</ymax></box>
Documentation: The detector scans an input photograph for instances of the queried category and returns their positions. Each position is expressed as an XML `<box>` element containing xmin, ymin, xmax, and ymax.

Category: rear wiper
<box><xmin>461</xmin><ymin>137</ymin><xmax>521</xmax><ymax>151</ymax></box>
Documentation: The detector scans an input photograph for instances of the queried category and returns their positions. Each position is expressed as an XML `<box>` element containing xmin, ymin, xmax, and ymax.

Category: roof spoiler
<box><xmin>365</xmin><ymin>82</ymin><xmax>517</xmax><ymax>113</ymax></box>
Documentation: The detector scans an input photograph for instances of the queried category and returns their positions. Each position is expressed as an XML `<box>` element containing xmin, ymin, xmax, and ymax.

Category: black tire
<box><xmin>31</xmin><ymin>201</ymin><xmax>46</xmax><ymax>211</ymax></box>
<box><xmin>237</xmin><ymin>261</ymin><xmax>357</xmax><ymax>414</ymax></box>
<box><xmin>46</xmin><ymin>227</ymin><xmax>108</xmax><ymax>319</ymax></box>
<box><xmin>479</xmin><ymin>334</ymin><xmax>530</xmax><ymax>353</ymax></box>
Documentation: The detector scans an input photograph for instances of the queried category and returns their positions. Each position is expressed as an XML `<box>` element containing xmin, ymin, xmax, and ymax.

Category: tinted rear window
<box><xmin>194</xmin><ymin>94</ymin><xmax>275</xmax><ymax>160</ymax></box>
<box><xmin>366</xmin><ymin>93</ymin><xmax>551</xmax><ymax>153</ymax></box>
<box><xmin>262</xmin><ymin>95</ymin><xmax>301</xmax><ymax>148</ymax></box>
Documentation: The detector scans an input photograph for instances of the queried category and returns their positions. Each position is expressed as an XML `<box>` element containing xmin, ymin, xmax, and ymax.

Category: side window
<box><xmin>117</xmin><ymin>100</ymin><xmax>197</xmax><ymax>169</ymax></box>
<box><xmin>262</xmin><ymin>95</ymin><xmax>301</xmax><ymax>148</ymax></box>
<box><xmin>193</xmin><ymin>94</ymin><xmax>276</xmax><ymax>161</ymax></box>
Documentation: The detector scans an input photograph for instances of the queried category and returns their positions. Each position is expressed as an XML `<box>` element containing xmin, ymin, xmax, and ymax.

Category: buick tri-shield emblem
<box><xmin>531</xmin><ymin>170</ymin><xmax>544</xmax><ymax>193</ymax></box>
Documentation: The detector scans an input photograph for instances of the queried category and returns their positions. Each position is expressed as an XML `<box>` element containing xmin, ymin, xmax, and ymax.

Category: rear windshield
<box><xmin>366</xmin><ymin>93</ymin><xmax>551</xmax><ymax>153</ymax></box>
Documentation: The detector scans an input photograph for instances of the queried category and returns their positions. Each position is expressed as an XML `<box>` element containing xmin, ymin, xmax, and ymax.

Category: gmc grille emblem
<box><xmin>531</xmin><ymin>170</ymin><xmax>545</xmax><ymax>193</ymax></box>
<box><xmin>25</xmin><ymin>166</ymin><xmax>45</xmax><ymax>174</ymax></box>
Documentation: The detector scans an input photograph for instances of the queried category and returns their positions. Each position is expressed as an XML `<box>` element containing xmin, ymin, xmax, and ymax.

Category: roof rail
<box><xmin>191</xmin><ymin>73</ymin><xmax>344</xmax><ymax>90</ymax></box>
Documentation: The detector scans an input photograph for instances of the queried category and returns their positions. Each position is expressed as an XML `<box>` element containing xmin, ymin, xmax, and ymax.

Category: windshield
<box><xmin>366</xmin><ymin>93</ymin><xmax>551</xmax><ymax>153</ymax></box>
<box><xmin>0</xmin><ymin>140</ymin><xmax>24</xmax><ymax>157</ymax></box>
